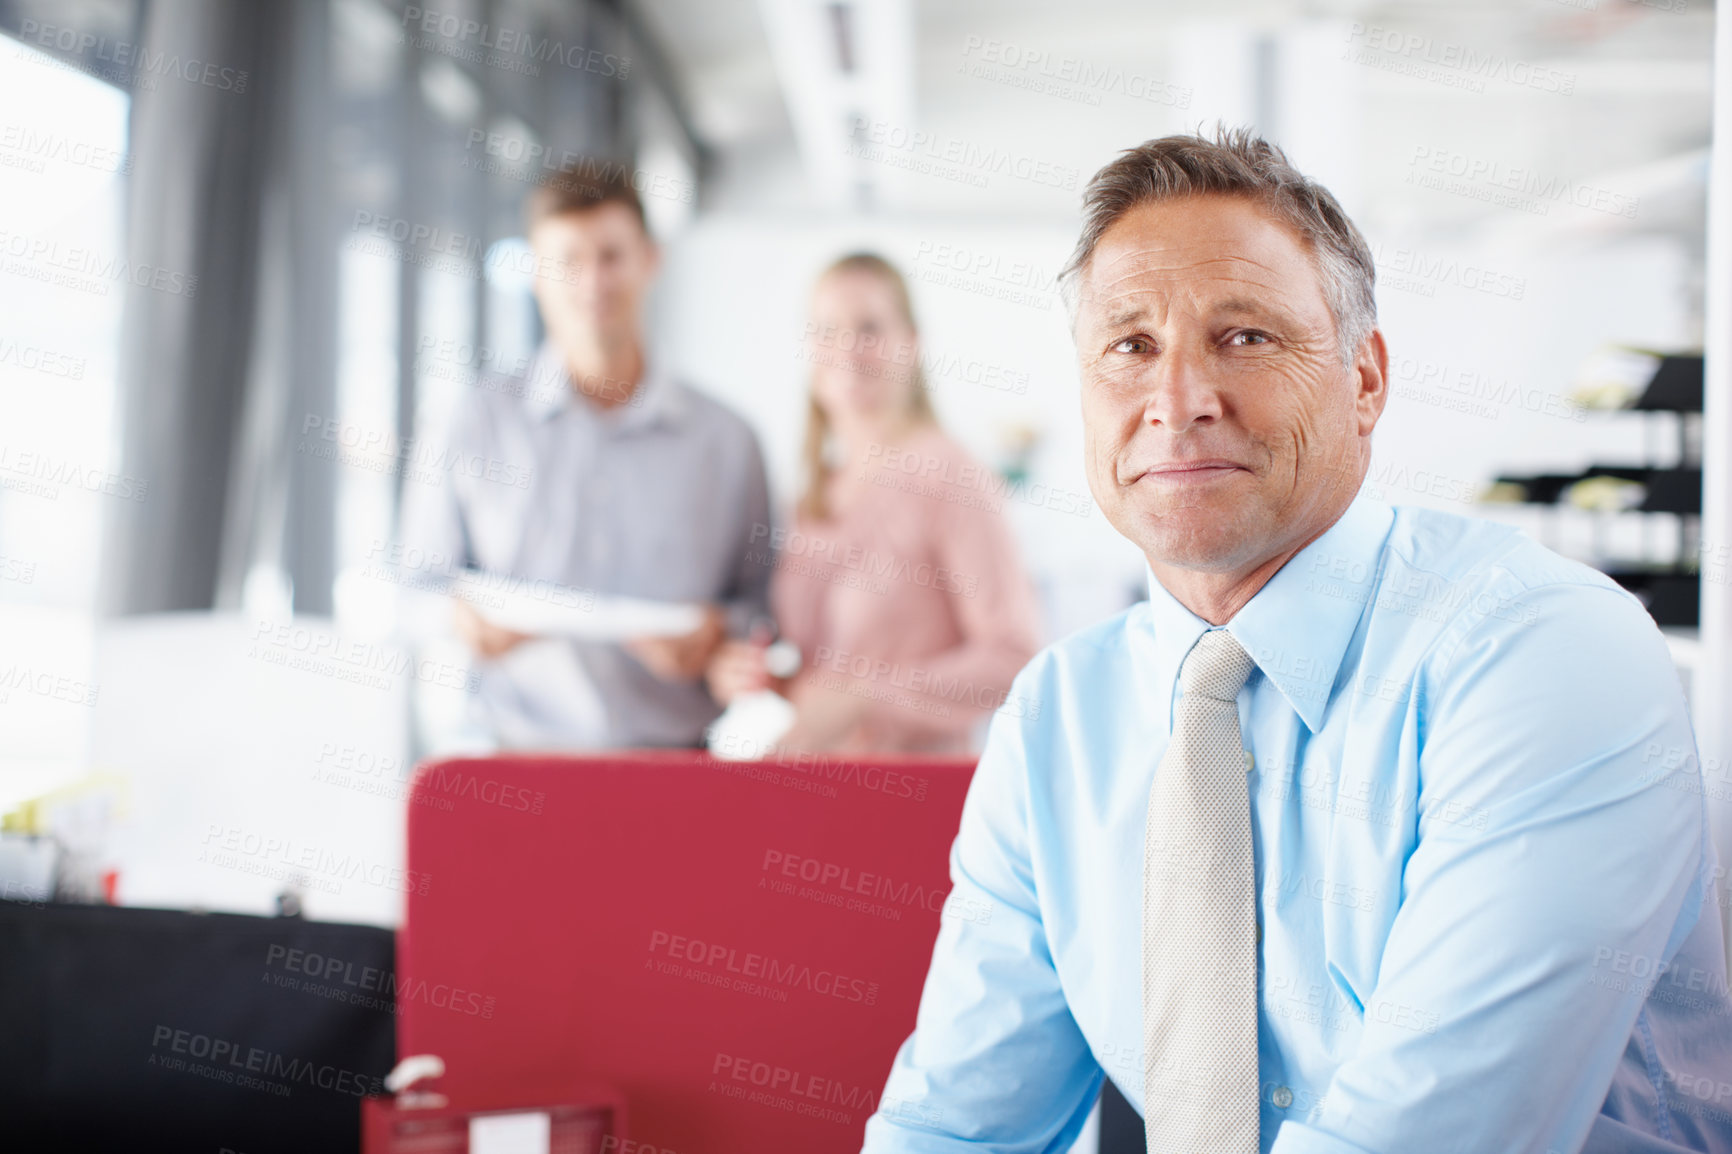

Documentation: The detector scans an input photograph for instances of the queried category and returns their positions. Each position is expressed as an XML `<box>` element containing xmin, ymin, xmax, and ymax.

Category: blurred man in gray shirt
<box><xmin>398</xmin><ymin>163</ymin><xmax>770</xmax><ymax>749</ymax></box>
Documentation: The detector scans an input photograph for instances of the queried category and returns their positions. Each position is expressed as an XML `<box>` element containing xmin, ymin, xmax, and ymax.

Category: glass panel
<box><xmin>0</xmin><ymin>32</ymin><xmax>131</xmax><ymax>806</ymax></box>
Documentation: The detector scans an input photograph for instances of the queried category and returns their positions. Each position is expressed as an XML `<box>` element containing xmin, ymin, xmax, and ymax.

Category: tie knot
<box><xmin>1179</xmin><ymin>630</ymin><xmax>1256</xmax><ymax>702</ymax></box>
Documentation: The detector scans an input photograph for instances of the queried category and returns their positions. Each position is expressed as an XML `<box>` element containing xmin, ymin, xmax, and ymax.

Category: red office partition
<box><xmin>397</xmin><ymin>750</ymin><xmax>976</xmax><ymax>1153</ymax></box>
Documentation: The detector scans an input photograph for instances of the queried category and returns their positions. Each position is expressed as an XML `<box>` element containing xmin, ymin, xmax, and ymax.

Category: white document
<box><xmin>469</xmin><ymin>1111</ymin><xmax>551</xmax><ymax>1154</ymax></box>
<box><xmin>450</xmin><ymin>569</ymin><xmax>705</xmax><ymax>640</ymax></box>
<box><xmin>705</xmin><ymin>690</ymin><xmax>798</xmax><ymax>760</ymax></box>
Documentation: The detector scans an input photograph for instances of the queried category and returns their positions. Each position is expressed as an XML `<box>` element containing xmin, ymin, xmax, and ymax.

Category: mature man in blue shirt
<box><xmin>861</xmin><ymin>129</ymin><xmax>1731</xmax><ymax>1153</ymax></box>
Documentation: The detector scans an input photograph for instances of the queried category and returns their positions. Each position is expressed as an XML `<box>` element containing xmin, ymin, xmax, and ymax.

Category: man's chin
<box><xmin>1132</xmin><ymin>508</ymin><xmax>1262</xmax><ymax>574</ymax></box>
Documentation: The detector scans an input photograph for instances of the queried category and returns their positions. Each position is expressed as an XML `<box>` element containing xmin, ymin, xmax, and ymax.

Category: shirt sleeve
<box><xmin>393</xmin><ymin>400</ymin><xmax>479</xmax><ymax>644</ymax></box>
<box><xmin>861</xmin><ymin>661</ymin><xmax>1102</xmax><ymax>1153</ymax></box>
<box><xmin>1270</xmin><ymin>581</ymin><xmax>1709</xmax><ymax>1154</ymax></box>
<box><xmin>719</xmin><ymin>421</ymin><xmax>774</xmax><ymax>638</ymax></box>
<box><xmin>852</xmin><ymin>486</ymin><xmax>1044</xmax><ymax>745</ymax></box>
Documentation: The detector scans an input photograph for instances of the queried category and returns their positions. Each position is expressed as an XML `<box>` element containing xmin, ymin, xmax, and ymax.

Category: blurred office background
<box><xmin>1</xmin><ymin>0</ymin><xmax>1728</xmax><ymax>940</ymax></box>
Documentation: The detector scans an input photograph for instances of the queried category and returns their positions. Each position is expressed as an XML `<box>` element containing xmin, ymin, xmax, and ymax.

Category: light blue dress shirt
<box><xmin>862</xmin><ymin>496</ymin><xmax>1732</xmax><ymax>1154</ymax></box>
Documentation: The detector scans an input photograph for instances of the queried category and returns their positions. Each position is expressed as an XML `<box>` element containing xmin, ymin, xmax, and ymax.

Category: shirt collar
<box><xmin>521</xmin><ymin>341</ymin><xmax>685</xmax><ymax>432</ymax></box>
<box><xmin>1142</xmin><ymin>495</ymin><xmax>1395</xmax><ymax>734</ymax></box>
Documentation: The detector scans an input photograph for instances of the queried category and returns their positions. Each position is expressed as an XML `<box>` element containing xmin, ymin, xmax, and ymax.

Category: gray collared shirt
<box><xmin>398</xmin><ymin>342</ymin><xmax>771</xmax><ymax>749</ymax></box>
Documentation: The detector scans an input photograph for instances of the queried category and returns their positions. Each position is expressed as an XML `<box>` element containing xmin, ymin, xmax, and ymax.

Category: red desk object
<box><xmin>397</xmin><ymin>751</ymin><xmax>976</xmax><ymax>1154</ymax></box>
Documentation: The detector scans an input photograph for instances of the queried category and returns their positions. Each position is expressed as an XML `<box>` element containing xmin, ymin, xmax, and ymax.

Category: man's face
<box><xmin>1074</xmin><ymin>194</ymin><xmax>1386</xmax><ymax>576</ymax></box>
<box><xmin>528</xmin><ymin>201</ymin><xmax>657</xmax><ymax>351</ymax></box>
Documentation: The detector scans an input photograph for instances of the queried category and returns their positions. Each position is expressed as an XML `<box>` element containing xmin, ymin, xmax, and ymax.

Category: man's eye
<box><xmin>1229</xmin><ymin>330</ymin><xmax>1271</xmax><ymax>346</ymax></box>
<box><xmin>1112</xmin><ymin>337</ymin><xmax>1152</xmax><ymax>354</ymax></box>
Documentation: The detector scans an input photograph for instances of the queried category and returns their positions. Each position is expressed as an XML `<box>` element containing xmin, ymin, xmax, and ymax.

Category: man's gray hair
<box><xmin>1059</xmin><ymin>126</ymin><xmax>1377</xmax><ymax>365</ymax></box>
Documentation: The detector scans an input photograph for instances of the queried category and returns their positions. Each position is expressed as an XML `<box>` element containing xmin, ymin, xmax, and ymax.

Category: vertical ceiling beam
<box><xmin>756</xmin><ymin>0</ymin><xmax>913</xmax><ymax>210</ymax></box>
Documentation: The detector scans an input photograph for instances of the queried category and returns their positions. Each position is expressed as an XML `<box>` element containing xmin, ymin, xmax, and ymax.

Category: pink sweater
<box><xmin>772</xmin><ymin>426</ymin><xmax>1044</xmax><ymax>754</ymax></box>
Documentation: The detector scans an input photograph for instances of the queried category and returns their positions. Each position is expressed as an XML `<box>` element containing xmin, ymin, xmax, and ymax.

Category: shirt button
<box><xmin>1272</xmin><ymin>1085</ymin><xmax>1294</xmax><ymax>1109</ymax></box>
<box><xmin>1244</xmin><ymin>749</ymin><xmax>1255</xmax><ymax>773</ymax></box>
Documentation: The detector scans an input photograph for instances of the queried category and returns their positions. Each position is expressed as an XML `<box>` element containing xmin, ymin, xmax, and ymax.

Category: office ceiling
<box><xmin>629</xmin><ymin>0</ymin><xmax>1715</xmax><ymax>238</ymax></box>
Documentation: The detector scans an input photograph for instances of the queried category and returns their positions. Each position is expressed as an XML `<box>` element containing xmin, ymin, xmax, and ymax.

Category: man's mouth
<box><xmin>1134</xmin><ymin>459</ymin><xmax>1249</xmax><ymax>484</ymax></box>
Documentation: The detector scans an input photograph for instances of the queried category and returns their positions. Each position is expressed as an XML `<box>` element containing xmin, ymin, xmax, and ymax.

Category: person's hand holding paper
<box><xmin>622</xmin><ymin>604</ymin><xmax>724</xmax><ymax>683</ymax></box>
<box><xmin>449</xmin><ymin>569</ymin><xmax>723</xmax><ymax>684</ymax></box>
<box><xmin>452</xmin><ymin>599</ymin><xmax>532</xmax><ymax>659</ymax></box>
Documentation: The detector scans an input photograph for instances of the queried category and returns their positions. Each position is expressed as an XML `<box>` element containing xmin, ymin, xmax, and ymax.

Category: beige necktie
<box><xmin>1142</xmin><ymin>628</ymin><xmax>1260</xmax><ymax>1153</ymax></box>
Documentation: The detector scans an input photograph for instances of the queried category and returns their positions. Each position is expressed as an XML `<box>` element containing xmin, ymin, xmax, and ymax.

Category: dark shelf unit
<box><xmin>1491</xmin><ymin>465</ymin><xmax>1702</xmax><ymax>515</ymax></box>
<box><xmin>1485</xmin><ymin>354</ymin><xmax>1703</xmax><ymax>627</ymax></box>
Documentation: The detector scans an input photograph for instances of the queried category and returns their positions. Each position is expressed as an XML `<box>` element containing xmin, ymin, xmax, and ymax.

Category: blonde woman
<box><xmin>707</xmin><ymin>253</ymin><xmax>1042</xmax><ymax>754</ymax></box>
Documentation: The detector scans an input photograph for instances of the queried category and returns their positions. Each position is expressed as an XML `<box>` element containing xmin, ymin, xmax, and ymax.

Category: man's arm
<box><xmin>395</xmin><ymin>404</ymin><xmax>478</xmax><ymax>646</ymax></box>
<box><xmin>862</xmin><ymin>660</ymin><xmax>1102</xmax><ymax>1153</ymax></box>
<box><xmin>720</xmin><ymin>422</ymin><xmax>773</xmax><ymax>638</ymax></box>
<box><xmin>624</xmin><ymin>421</ymin><xmax>771</xmax><ymax>683</ymax></box>
<box><xmin>1271</xmin><ymin>582</ymin><xmax>1709</xmax><ymax>1154</ymax></box>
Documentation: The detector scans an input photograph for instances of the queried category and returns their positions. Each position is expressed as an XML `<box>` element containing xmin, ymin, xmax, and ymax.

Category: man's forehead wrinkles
<box><xmin>1091</xmin><ymin>261</ymin><xmax>1289</xmax><ymax>310</ymax></box>
<box><xmin>1089</xmin><ymin>276</ymin><xmax>1293</xmax><ymax>323</ymax></box>
<box><xmin>1095</xmin><ymin>292</ymin><xmax>1171</xmax><ymax>328</ymax></box>
<box><xmin>1094</xmin><ymin>247</ymin><xmax>1284</xmax><ymax>282</ymax></box>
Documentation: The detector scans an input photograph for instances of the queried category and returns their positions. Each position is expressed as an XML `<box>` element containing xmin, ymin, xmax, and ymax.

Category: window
<box><xmin>0</xmin><ymin>31</ymin><xmax>131</xmax><ymax>807</ymax></box>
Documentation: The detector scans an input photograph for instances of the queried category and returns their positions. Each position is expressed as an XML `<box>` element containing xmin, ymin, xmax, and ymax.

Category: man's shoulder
<box><xmin>452</xmin><ymin>373</ymin><xmax>539</xmax><ymax>427</ymax></box>
<box><xmin>1374</xmin><ymin>504</ymin><xmax>1657</xmax><ymax>667</ymax></box>
<box><xmin>1383</xmin><ymin>503</ymin><xmax>1630</xmax><ymax>602</ymax></box>
<box><xmin>664</xmin><ymin>377</ymin><xmax>749</xmax><ymax>428</ymax></box>
<box><xmin>665</xmin><ymin>379</ymin><xmax>763</xmax><ymax>449</ymax></box>
<box><xmin>1014</xmin><ymin>602</ymin><xmax>1149</xmax><ymax>695</ymax></box>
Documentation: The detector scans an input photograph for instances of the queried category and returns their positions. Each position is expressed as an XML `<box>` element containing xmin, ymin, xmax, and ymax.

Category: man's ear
<box><xmin>1354</xmin><ymin>329</ymin><xmax>1389</xmax><ymax>436</ymax></box>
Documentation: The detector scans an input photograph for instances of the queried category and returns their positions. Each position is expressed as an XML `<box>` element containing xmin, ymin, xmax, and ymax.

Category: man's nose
<box><xmin>1141</xmin><ymin>346</ymin><xmax>1224</xmax><ymax>433</ymax></box>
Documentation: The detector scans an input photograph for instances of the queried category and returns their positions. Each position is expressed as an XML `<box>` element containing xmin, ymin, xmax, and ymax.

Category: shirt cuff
<box><xmin>1269</xmin><ymin>1119</ymin><xmax>1380</xmax><ymax>1154</ymax></box>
